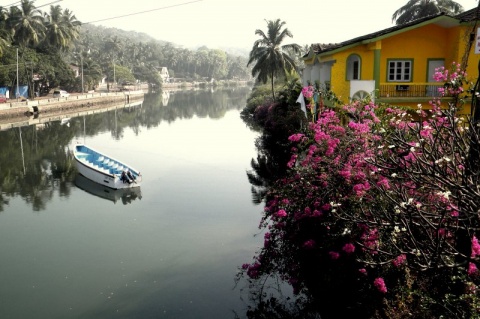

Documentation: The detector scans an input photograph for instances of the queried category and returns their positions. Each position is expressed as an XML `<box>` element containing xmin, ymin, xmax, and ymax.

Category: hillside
<box><xmin>81</xmin><ymin>24</ymin><xmax>249</xmax><ymax>57</ymax></box>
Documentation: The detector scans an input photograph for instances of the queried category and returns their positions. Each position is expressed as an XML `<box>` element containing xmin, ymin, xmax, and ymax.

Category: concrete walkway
<box><xmin>0</xmin><ymin>90</ymin><xmax>144</xmax><ymax>118</ymax></box>
<box><xmin>0</xmin><ymin>90</ymin><xmax>145</xmax><ymax>131</ymax></box>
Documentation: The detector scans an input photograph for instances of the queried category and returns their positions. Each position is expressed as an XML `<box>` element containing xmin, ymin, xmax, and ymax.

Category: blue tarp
<box><xmin>0</xmin><ymin>87</ymin><xmax>11</xmax><ymax>99</ymax></box>
<box><xmin>13</xmin><ymin>85</ymin><xmax>28</xmax><ymax>98</ymax></box>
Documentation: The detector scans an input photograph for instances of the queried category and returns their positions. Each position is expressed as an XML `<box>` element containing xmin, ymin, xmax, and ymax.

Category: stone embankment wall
<box><xmin>0</xmin><ymin>91</ymin><xmax>144</xmax><ymax>119</ymax></box>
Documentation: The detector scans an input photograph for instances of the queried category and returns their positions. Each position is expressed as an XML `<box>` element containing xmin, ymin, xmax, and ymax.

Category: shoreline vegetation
<box><xmin>0</xmin><ymin>81</ymin><xmax>252</xmax><ymax>130</ymax></box>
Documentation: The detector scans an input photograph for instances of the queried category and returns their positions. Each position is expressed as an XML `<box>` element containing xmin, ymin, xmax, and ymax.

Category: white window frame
<box><xmin>388</xmin><ymin>60</ymin><xmax>412</xmax><ymax>82</ymax></box>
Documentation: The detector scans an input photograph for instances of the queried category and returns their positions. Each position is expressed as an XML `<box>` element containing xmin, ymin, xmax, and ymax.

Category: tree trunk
<box><xmin>271</xmin><ymin>72</ymin><xmax>275</xmax><ymax>101</ymax></box>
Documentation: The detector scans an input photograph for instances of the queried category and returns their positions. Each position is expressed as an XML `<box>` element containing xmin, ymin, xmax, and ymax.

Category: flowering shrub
<box><xmin>433</xmin><ymin>61</ymin><xmax>468</xmax><ymax>97</ymax></box>
<box><xmin>300</xmin><ymin>82</ymin><xmax>342</xmax><ymax>122</ymax></box>
<box><xmin>240</xmin><ymin>64</ymin><xmax>480</xmax><ymax>317</ymax></box>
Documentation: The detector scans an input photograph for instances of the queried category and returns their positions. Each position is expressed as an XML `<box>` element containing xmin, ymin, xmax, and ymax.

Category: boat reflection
<box><xmin>74</xmin><ymin>174</ymin><xmax>142</xmax><ymax>205</ymax></box>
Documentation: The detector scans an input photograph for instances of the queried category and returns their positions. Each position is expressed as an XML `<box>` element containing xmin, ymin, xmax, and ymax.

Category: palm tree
<box><xmin>0</xmin><ymin>6</ymin><xmax>12</xmax><ymax>55</ymax></box>
<box><xmin>248</xmin><ymin>19</ymin><xmax>300</xmax><ymax>101</ymax></box>
<box><xmin>43</xmin><ymin>5</ymin><xmax>81</xmax><ymax>51</ymax></box>
<box><xmin>9</xmin><ymin>0</ymin><xmax>45</xmax><ymax>48</ymax></box>
<box><xmin>104</xmin><ymin>36</ymin><xmax>124</xmax><ymax>85</ymax></box>
<box><xmin>392</xmin><ymin>0</ymin><xmax>464</xmax><ymax>25</ymax></box>
<box><xmin>81</xmin><ymin>58</ymin><xmax>103</xmax><ymax>91</ymax></box>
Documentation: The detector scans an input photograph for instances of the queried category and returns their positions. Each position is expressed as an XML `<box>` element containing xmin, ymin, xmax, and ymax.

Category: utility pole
<box><xmin>16</xmin><ymin>48</ymin><xmax>19</xmax><ymax>100</ymax></box>
<box><xmin>81</xmin><ymin>55</ymin><xmax>84</xmax><ymax>93</ymax></box>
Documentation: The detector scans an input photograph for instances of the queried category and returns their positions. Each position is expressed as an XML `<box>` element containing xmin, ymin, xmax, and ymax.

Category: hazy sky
<box><xmin>51</xmin><ymin>0</ymin><xmax>480</xmax><ymax>49</ymax></box>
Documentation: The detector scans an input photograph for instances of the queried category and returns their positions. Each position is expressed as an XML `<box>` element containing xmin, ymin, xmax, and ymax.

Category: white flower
<box><xmin>391</xmin><ymin>173</ymin><xmax>397</xmax><ymax>178</ymax></box>
<box><xmin>437</xmin><ymin>190</ymin><xmax>451</xmax><ymax>200</ymax></box>
<box><xmin>388</xmin><ymin>145</ymin><xmax>395</xmax><ymax>149</ymax></box>
<box><xmin>330</xmin><ymin>202</ymin><xmax>341</xmax><ymax>208</ymax></box>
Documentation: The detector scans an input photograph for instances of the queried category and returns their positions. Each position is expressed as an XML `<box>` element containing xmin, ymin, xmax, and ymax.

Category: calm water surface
<box><xmin>0</xmin><ymin>88</ymin><xmax>263</xmax><ymax>318</ymax></box>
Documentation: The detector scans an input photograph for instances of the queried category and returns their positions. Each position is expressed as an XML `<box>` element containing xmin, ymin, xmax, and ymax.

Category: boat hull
<box><xmin>73</xmin><ymin>144</ymin><xmax>142</xmax><ymax>190</ymax></box>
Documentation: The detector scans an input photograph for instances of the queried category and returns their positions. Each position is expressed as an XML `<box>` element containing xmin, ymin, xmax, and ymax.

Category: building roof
<box><xmin>308</xmin><ymin>7</ymin><xmax>479</xmax><ymax>57</ymax></box>
<box><xmin>455</xmin><ymin>6</ymin><xmax>480</xmax><ymax>22</ymax></box>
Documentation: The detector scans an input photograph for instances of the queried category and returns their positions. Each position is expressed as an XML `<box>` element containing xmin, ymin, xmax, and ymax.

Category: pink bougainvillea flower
<box><xmin>468</xmin><ymin>262</ymin><xmax>478</xmax><ymax>276</ymax></box>
<box><xmin>359</xmin><ymin>268</ymin><xmax>367</xmax><ymax>275</ymax></box>
<box><xmin>472</xmin><ymin>236</ymin><xmax>480</xmax><ymax>258</ymax></box>
<box><xmin>342</xmin><ymin>243</ymin><xmax>355</xmax><ymax>254</ymax></box>
<box><xmin>303</xmin><ymin>240</ymin><xmax>315</xmax><ymax>249</ymax></box>
<box><xmin>276</xmin><ymin>209</ymin><xmax>287</xmax><ymax>217</ymax></box>
<box><xmin>374</xmin><ymin>277</ymin><xmax>387</xmax><ymax>293</ymax></box>
<box><xmin>329</xmin><ymin>251</ymin><xmax>340</xmax><ymax>260</ymax></box>
<box><xmin>392</xmin><ymin>254</ymin><xmax>407</xmax><ymax>267</ymax></box>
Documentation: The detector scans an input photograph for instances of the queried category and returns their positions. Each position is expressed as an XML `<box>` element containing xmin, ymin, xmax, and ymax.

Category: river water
<box><xmin>0</xmin><ymin>87</ymin><xmax>263</xmax><ymax>319</ymax></box>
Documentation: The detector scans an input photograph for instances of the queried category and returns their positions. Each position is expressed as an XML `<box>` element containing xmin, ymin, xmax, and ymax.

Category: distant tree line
<box><xmin>0</xmin><ymin>0</ymin><xmax>252</xmax><ymax>98</ymax></box>
<box><xmin>74</xmin><ymin>24</ymin><xmax>252</xmax><ymax>86</ymax></box>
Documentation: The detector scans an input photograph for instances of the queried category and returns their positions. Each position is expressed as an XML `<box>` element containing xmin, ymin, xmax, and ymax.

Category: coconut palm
<box><xmin>8</xmin><ymin>0</ymin><xmax>45</xmax><ymax>48</ymax></box>
<box><xmin>81</xmin><ymin>58</ymin><xmax>103</xmax><ymax>91</ymax></box>
<box><xmin>43</xmin><ymin>5</ymin><xmax>81</xmax><ymax>51</ymax></box>
<box><xmin>248</xmin><ymin>19</ymin><xmax>300</xmax><ymax>101</ymax></box>
<box><xmin>392</xmin><ymin>0</ymin><xmax>464</xmax><ymax>25</ymax></box>
<box><xmin>0</xmin><ymin>6</ymin><xmax>12</xmax><ymax>55</ymax></box>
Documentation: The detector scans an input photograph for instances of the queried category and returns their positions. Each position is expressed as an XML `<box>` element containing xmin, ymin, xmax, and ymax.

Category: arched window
<box><xmin>346</xmin><ymin>54</ymin><xmax>361</xmax><ymax>80</ymax></box>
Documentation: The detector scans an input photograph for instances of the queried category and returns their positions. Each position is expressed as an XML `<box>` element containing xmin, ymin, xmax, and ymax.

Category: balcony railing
<box><xmin>378</xmin><ymin>83</ymin><xmax>443</xmax><ymax>98</ymax></box>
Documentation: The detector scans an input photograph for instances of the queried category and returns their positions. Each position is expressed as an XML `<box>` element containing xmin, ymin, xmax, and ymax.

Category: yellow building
<box><xmin>303</xmin><ymin>8</ymin><xmax>480</xmax><ymax>111</ymax></box>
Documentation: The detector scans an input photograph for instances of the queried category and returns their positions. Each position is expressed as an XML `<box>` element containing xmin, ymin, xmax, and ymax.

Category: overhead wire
<box><xmin>3</xmin><ymin>0</ymin><xmax>63</xmax><ymax>10</ymax></box>
<box><xmin>1</xmin><ymin>0</ymin><xmax>202</xmax><ymax>26</ymax></box>
<box><xmin>84</xmin><ymin>0</ymin><xmax>203</xmax><ymax>24</ymax></box>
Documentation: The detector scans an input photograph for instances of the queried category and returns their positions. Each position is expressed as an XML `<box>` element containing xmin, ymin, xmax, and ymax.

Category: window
<box><xmin>388</xmin><ymin>60</ymin><xmax>412</xmax><ymax>82</ymax></box>
<box><xmin>353</xmin><ymin>61</ymin><xmax>359</xmax><ymax>79</ymax></box>
<box><xmin>346</xmin><ymin>55</ymin><xmax>361</xmax><ymax>80</ymax></box>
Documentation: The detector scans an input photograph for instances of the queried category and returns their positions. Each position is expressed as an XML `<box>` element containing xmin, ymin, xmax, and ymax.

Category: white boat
<box><xmin>73</xmin><ymin>144</ymin><xmax>142</xmax><ymax>189</ymax></box>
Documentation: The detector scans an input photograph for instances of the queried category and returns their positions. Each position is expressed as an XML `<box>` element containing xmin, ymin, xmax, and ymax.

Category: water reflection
<box><xmin>0</xmin><ymin>86</ymin><xmax>262</xmax><ymax>319</ymax></box>
<box><xmin>74</xmin><ymin>174</ymin><xmax>142</xmax><ymax>205</ymax></box>
<box><xmin>0</xmin><ymin>87</ymin><xmax>252</xmax><ymax>212</ymax></box>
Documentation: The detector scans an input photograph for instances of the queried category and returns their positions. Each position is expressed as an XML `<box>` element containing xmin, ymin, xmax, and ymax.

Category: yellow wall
<box><xmin>324</xmin><ymin>45</ymin><xmax>375</xmax><ymax>102</ymax></box>
<box><xmin>381</xmin><ymin>24</ymin><xmax>449</xmax><ymax>82</ymax></box>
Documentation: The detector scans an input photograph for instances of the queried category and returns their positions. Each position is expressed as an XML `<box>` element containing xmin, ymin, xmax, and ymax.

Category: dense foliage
<box><xmin>240</xmin><ymin>62</ymin><xmax>480</xmax><ymax>318</ymax></box>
